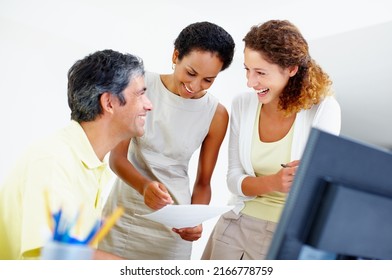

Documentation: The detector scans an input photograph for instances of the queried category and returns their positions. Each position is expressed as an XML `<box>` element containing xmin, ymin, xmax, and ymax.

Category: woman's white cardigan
<box><xmin>227</xmin><ymin>93</ymin><xmax>341</xmax><ymax>214</ymax></box>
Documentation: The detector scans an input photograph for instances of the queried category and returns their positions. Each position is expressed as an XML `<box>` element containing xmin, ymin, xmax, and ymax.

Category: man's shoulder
<box><xmin>25</xmin><ymin>125</ymin><xmax>78</xmax><ymax>163</ymax></box>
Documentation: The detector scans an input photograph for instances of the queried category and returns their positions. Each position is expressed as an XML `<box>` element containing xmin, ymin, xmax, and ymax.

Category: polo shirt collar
<box><xmin>66</xmin><ymin>121</ymin><xmax>106</xmax><ymax>170</ymax></box>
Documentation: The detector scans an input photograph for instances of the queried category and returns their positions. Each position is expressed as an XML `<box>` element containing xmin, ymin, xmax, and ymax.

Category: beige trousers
<box><xmin>201</xmin><ymin>210</ymin><xmax>277</xmax><ymax>260</ymax></box>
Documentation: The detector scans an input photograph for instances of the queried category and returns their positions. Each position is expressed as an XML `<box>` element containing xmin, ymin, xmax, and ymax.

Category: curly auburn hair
<box><xmin>243</xmin><ymin>19</ymin><xmax>332</xmax><ymax>115</ymax></box>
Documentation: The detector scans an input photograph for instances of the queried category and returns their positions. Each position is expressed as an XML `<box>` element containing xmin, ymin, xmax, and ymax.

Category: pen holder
<box><xmin>41</xmin><ymin>241</ymin><xmax>93</xmax><ymax>260</ymax></box>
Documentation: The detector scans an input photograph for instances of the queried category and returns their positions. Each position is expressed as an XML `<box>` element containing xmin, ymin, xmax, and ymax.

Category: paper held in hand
<box><xmin>135</xmin><ymin>204</ymin><xmax>234</xmax><ymax>228</ymax></box>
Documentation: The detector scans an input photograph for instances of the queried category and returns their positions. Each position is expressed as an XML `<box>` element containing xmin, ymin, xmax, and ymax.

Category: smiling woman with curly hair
<box><xmin>202</xmin><ymin>19</ymin><xmax>341</xmax><ymax>260</ymax></box>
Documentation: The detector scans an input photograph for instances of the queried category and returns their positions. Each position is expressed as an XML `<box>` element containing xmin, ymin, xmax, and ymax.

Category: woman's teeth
<box><xmin>257</xmin><ymin>88</ymin><xmax>269</xmax><ymax>94</ymax></box>
<box><xmin>184</xmin><ymin>84</ymin><xmax>193</xmax><ymax>93</ymax></box>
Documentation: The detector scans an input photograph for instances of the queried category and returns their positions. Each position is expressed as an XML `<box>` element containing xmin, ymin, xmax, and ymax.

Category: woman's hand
<box><xmin>143</xmin><ymin>181</ymin><xmax>173</xmax><ymax>210</ymax></box>
<box><xmin>276</xmin><ymin>160</ymin><xmax>300</xmax><ymax>193</ymax></box>
<box><xmin>172</xmin><ymin>224</ymin><xmax>203</xmax><ymax>241</ymax></box>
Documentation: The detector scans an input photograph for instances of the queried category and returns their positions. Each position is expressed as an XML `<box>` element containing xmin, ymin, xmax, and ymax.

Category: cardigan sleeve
<box><xmin>312</xmin><ymin>95</ymin><xmax>341</xmax><ymax>135</ymax></box>
<box><xmin>226</xmin><ymin>94</ymin><xmax>254</xmax><ymax>197</ymax></box>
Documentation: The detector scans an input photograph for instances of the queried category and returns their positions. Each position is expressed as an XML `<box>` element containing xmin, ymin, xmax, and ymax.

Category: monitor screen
<box><xmin>267</xmin><ymin>128</ymin><xmax>392</xmax><ymax>260</ymax></box>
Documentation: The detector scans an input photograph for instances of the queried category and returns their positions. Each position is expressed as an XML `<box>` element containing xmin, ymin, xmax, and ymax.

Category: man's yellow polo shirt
<box><xmin>0</xmin><ymin>121</ymin><xmax>112</xmax><ymax>259</ymax></box>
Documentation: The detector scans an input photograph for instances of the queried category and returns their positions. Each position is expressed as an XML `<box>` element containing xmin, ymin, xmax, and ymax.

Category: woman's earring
<box><xmin>172</xmin><ymin>63</ymin><xmax>176</xmax><ymax>70</ymax></box>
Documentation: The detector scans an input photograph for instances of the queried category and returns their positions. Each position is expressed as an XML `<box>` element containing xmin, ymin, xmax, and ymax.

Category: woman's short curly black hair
<box><xmin>174</xmin><ymin>21</ymin><xmax>235</xmax><ymax>71</ymax></box>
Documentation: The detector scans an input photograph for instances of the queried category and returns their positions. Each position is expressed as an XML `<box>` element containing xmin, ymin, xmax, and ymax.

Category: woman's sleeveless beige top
<box><xmin>99</xmin><ymin>71</ymin><xmax>218</xmax><ymax>259</ymax></box>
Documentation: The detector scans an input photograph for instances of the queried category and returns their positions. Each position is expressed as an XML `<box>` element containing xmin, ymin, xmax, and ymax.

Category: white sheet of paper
<box><xmin>135</xmin><ymin>204</ymin><xmax>234</xmax><ymax>228</ymax></box>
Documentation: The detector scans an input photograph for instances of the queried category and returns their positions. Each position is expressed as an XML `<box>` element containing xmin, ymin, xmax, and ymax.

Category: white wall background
<box><xmin>1</xmin><ymin>0</ymin><xmax>391</xmax><ymax>259</ymax></box>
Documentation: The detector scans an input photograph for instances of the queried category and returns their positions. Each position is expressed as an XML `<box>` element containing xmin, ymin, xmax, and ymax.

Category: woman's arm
<box><xmin>227</xmin><ymin>94</ymin><xmax>299</xmax><ymax>197</ymax></box>
<box><xmin>191</xmin><ymin>103</ymin><xmax>229</xmax><ymax>205</ymax></box>
<box><xmin>174</xmin><ymin>103</ymin><xmax>229</xmax><ymax>242</ymax></box>
<box><xmin>227</xmin><ymin>94</ymin><xmax>252</xmax><ymax>197</ymax></box>
<box><xmin>241</xmin><ymin>160</ymin><xmax>300</xmax><ymax>196</ymax></box>
<box><xmin>109</xmin><ymin>139</ymin><xmax>147</xmax><ymax>195</ymax></box>
<box><xmin>109</xmin><ymin>139</ymin><xmax>173</xmax><ymax>210</ymax></box>
<box><xmin>242</xmin><ymin>97</ymin><xmax>341</xmax><ymax>196</ymax></box>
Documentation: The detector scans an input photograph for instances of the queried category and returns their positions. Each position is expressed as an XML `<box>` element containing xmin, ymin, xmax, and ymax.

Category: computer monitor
<box><xmin>267</xmin><ymin>128</ymin><xmax>392</xmax><ymax>260</ymax></box>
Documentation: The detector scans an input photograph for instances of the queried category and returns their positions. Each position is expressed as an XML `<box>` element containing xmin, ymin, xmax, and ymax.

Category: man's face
<box><xmin>114</xmin><ymin>75</ymin><xmax>152</xmax><ymax>139</ymax></box>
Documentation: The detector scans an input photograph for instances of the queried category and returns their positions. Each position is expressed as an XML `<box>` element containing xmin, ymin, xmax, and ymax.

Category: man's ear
<box><xmin>100</xmin><ymin>92</ymin><xmax>114</xmax><ymax>114</ymax></box>
<box><xmin>288</xmin><ymin>65</ymin><xmax>299</xmax><ymax>77</ymax></box>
